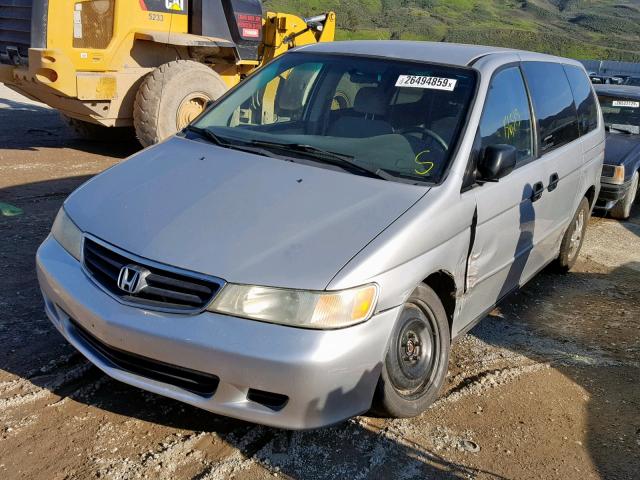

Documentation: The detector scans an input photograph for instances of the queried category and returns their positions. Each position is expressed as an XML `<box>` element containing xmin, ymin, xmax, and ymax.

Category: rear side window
<box><xmin>522</xmin><ymin>62</ymin><xmax>580</xmax><ymax>153</ymax></box>
<box><xmin>479</xmin><ymin>66</ymin><xmax>534</xmax><ymax>165</ymax></box>
<box><xmin>563</xmin><ymin>65</ymin><xmax>599</xmax><ymax>135</ymax></box>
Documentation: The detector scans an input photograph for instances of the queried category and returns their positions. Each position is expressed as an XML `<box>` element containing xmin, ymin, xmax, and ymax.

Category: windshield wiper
<box><xmin>606</xmin><ymin>124</ymin><xmax>635</xmax><ymax>135</ymax></box>
<box><xmin>183</xmin><ymin>126</ymin><xmax>282</xmax><ymax>158</ymax></box>
<box><xmin>247</xmin><ymin>140</ymin><xmax>353</xmax><ymax>161</ymax></box>
<box><xmin>375</xmin><ymin>168</ymin><xmax>432</xmax><ymax>185</ymax></box>
<box><xmin>245</xmin><ymin>140</ymin><xmax>387</xmax><ymax>180</ymax></box>
<box><xmin>184</xmin><ymin>125</ymin><xmax>230</xmax><ymax>146</ymax></box>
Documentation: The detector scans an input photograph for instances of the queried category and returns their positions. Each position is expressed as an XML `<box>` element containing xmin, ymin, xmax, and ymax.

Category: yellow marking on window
<box><xmin>502</xmin><ymin>108</ymin><xmax>522</xmax><ymax>140</ymax></box>
<box><xmin>415</xmin><ymin>150</ymin><xmax>435</xmax><ymax>176</ymax></box>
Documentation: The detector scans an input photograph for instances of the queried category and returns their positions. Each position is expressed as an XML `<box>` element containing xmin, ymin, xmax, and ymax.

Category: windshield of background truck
<box><xmin>598</xmin><ymin>94</ymin><xmax>640</xmax><ymax>134</ymax></box>
<box><xmin>193</xmin><ymin>53</ymin><xmax>477</xmax><ymax>183</ymax></box>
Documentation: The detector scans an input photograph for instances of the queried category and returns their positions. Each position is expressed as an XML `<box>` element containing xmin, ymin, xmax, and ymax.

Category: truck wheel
<box><xmin>62</xmin><ymin>115</ymin><xmax>135</xmax><ymax>142</ymax></box>
<box><xmin>555</xmin><ymin>197</ymin><xmax>590</xmax><ymax>272</ymax></box>
<box><xmin>372</xmin><ymin>284</ymin><xmax>450</xmax><ymax>418</ymax></box>
<box><xmin>134</xmin><ymin>60</ymin><xmax>228</xmax><ymax>147</ymax></box>
<box><xmin>610</xmin><ymin>171</ymin><xmax>638</xmax><ymax>220</ymax></box>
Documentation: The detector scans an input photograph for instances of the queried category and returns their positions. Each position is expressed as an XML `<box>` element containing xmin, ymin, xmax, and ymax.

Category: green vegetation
<box><xmin>264</xmin><ymin>0</ymin><xmax>640</xmax><ymax>61</ymax></box>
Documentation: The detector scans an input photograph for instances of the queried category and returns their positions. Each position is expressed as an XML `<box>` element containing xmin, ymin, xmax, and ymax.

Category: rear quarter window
<box><xmin>563</xmin><ymin>65</ymin><xmax>599</xmax><ymax>135</ymax></box>
<box><xmin>522</xmin><ymin>62</ymin><xmax>580</xmax><ymax>153</ymax></box>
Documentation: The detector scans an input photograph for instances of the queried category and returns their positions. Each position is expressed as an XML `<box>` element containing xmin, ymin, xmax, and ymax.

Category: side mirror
<box><xmin>477</xmin><ymin>144</ymin><xmax>517</xmax><ymax>182</ymax></box>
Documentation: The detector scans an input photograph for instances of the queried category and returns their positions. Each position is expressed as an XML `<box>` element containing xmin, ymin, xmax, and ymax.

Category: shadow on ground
<box><xmin>1</xmin><ymin>174</ymin><xmax>638</xmax><ymax>479</ymax></box>
<box><xmin>0</xmin><ymin>97</ymin><xmax>140</xmax><ymax>158</ymax></box>
<box><xmin>476</xmin><ymin>260</ymin><xmax>640</xmax><ymax>480</ymax></box>
<box><xmin>593</xmin><ymin>196</ymin><xmax>640</xmax><ymax>238</ymax></box>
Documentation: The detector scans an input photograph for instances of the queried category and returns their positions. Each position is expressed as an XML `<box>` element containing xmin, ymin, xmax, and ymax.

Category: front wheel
<box><xmin>373</xmin><ymin>284</ymin><xmax>450</xmax><ymax>418</ymax></box>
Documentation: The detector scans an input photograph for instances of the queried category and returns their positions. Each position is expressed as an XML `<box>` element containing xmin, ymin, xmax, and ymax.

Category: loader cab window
<box><xmin>193</xmin><ymin>53</ymin><xmax>477</xmax><ymax>184</ymax></box>
<box><xmin>330</xmin><ymin>70</ymin><xmax>380</xmax><ymax>111</ymax></box>
<box><xmin>229</xmin><ymin>62</ymin><xmax>323</xmax><ymax>128</ymax></box>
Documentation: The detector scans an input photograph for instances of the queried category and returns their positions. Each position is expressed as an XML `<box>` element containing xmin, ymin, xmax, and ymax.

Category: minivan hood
<box><xmin>66</xmin><ymin>137</ymin><xmax>428</xmax><ymax>290</ymax></box>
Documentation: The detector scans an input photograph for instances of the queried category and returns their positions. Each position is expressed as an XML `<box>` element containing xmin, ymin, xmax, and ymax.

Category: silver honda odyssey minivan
<box><xmin>37</xmin><ymin>41</ymin><xmax>604</xmax><ymax>429</ymax></box>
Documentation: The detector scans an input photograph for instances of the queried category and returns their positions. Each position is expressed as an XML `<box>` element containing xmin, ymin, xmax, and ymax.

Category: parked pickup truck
<box><xmin>595</xmin><ymin>85</ymin><xmax>640</xmax><ymax>219</ymax></box>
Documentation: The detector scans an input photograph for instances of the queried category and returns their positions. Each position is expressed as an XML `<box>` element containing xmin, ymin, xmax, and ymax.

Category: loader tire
<box><xmin>134</xmin><ymin>60</ymin><xmax>228</xmax><ymax>147</ymax></box>
<box><xmin>62</xmin><ymin>115</ymin><xmax>135</xmax><ymax>142</ymax></box>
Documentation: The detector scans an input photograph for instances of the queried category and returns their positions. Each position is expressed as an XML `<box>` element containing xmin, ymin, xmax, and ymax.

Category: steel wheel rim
<box><xmin>568</xmin><ymin>210</ymin><xmax>584</xmax><ymax>259</ymax></box>
<box><xmin>390</xmin><ymin>305</ymin><xmax>438</xmax><ymax>397</ymax></box>
<box><xmin>176</xmin><ymin>92</ymin><xmax>211</xmax><ymax>130</ymax></box>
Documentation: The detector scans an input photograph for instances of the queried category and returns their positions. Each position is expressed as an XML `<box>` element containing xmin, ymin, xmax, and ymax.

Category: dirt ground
<box><xmin>1</xmin><ymin>85</ymin><xmax>639</xmax><ymax>480</ymax></box>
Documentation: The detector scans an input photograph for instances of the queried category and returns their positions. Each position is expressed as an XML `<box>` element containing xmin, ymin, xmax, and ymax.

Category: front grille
<box><xmin>69</xmin><ymin>318</ymin><xmax>220</xmax><ymax>396</ymax></box>
<box><xmin>72</xmin><ymin>0</ymin><xmax>115</xmax><ymax>49</ymax></box>
<box><xmin>0</xmin><ymin>0</ymin><xmax>32</xmax><ymax>65</ymax></box>
<box><xmin>83</xmin><ymin>237</ymin><xmax>224</xmax><ymax>313</ymax></box>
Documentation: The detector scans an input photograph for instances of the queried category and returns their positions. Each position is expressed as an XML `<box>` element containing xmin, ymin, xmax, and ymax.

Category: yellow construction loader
<box><xmin>0</xmin><ymin>1</ymin><xmax>335</xmax><ymax>146</ymax></box>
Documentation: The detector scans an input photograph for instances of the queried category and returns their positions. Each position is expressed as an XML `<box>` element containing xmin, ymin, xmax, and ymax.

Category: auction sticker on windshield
<box><xmin>612</xmin><ymin>100</ymin><xmax>640</xmax><ymax>108</ymax></box>
<box><xmin>396</xmin><ymin>75</ymin><xmax>457</xmax><ymax>91</ymax></box>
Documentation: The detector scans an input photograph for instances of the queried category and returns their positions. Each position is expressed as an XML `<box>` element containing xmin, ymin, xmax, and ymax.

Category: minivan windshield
<box><xmin>598</xmin><ymin>94</ymin><xmax>640</xmax><ymax>135</ymax></box>
<box><xmin>192</xmin><ymin>53</ymin><xmax>477</xmax><ymax>184</ymax></box>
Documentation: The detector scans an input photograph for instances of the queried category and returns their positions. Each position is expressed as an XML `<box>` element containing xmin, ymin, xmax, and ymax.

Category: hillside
<box><xmin>264</xmin><ymin>0</ymin><xmax>640</xmax><ymax>61</ymax></box>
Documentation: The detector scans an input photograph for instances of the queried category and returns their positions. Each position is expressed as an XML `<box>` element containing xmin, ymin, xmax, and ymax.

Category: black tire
<box><xmin>61</xmin><ymin>114</ymin><xmax>135</xmax><ymax>142</ymax></box>
<box><xmin>134</xmin><ymin>60</ymin><xmax>228</xmax><ymax>147</ymax></box>
<box><xmin>610</xmin><ymin>171</ymin><xmax>638</xmax><ymax>220</ymax></box>
<box><xmin>555</xmin><ymin>197</ymin><xmax>590</xmax><ymax>272</ymax></box>
<box><xmin>373</xmin><ymin>284</ymin><xmax>450</xmax><ymax>418</ymax></box>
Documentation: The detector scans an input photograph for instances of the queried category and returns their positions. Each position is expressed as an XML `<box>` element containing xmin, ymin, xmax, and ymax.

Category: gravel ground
<box><xmin>1</xmin><ymin>85</ymin><xmax>639</xmax><ymax>480</ymax></box>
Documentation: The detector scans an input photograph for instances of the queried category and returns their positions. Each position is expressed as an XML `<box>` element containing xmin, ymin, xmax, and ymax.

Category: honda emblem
<box><xmin>117</xmin><ymin>265</ymin><xmax>149</xmax><ymax>294</ymax></box>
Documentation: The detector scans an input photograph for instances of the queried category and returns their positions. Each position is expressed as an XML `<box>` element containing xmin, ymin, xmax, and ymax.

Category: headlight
<box><xmin>602</xmin><ymin>164</ymin><xmax>625</xmax><ymax>184</ymax></box>
<box><xmin>208</xmin><ymin>284</ymin><xmax>378</xmax><ymax>329</ymax></box>
<box><xmin>51</xmin><ymin>208</ymin><xmax>83</xmax><ymax>261</ymax></box>
<box><xmin>612</xmin><ymin>165</ymin><xmax>625</xmax><ymax>184</ymax></box>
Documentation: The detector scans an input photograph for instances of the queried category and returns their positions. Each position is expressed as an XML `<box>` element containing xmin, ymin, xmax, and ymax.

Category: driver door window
<box><xmin>479</xmin><ymin>67</ymin><xmax>534</xmax><ymax>165</ymax></box>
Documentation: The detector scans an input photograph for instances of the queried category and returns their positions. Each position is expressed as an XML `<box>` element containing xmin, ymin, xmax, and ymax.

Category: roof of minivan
<box><xmin>295</xmin><ymin>40</ymin><xmax>579</xmax><ymax>68</ymax></box>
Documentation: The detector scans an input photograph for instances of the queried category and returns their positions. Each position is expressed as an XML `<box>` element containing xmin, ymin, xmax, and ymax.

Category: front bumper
<box><xmin>1</xmin><ymin>49</ymin><xmax>138</xmax><ymax>127</ymax></box>
<box><xmin>36</xmin><ymin>235</ymin><xmax>399</xmax><ymax>429</ymax></box>
<box><xmin>595</xmin><ymin>178</ymin><xmax>632</xmax><ymax>210</ymax></box>
<box><xmin>1</xmin><ymin>49</ymin><xmax>78</xmax><ymax>97</ymax></box>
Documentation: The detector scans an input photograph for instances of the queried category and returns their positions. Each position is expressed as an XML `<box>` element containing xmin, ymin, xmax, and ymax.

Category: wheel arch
<box><xmin>421</xmin><ymin>270</ymin><xmax>457</xmax><ymax>334</ymax></box>
<box><xmin>584</xmin><ymin>184</ymin><xmax>597</xmax><ymax>209</ymax></box>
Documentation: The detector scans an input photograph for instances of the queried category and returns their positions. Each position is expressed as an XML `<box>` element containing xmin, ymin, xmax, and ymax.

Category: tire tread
<box><xmin>133</xmin><ymin>60</ymin><xmax>227</xmax><ymax>147</ymax></box>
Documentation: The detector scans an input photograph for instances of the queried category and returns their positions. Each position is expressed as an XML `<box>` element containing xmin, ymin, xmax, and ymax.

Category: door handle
<box><xmin>531</xmin><ymin>181</ymin><xmax>544</xmax><ymax>202</ymax></box>
<box><xmin>548</xmin><ymin>172</ymin><xmax>559</xmax><ymax>192</ymax></box>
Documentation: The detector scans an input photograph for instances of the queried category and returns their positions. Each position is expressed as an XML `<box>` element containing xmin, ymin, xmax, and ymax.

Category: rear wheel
<box><xmin>373</xmin><ymin>284</ymin><xmax>450</xmax><ymax>418</ymax></box>
<box><xmin>610</xmin><ymin>171</ymin><xmax>638</xmax><ymax>220</ymax></box>
<box><xmin>555</xmin><ymin>197</ymin><xmax>590</xmax><ymax>272</ymax></box>
<box><xmin>134</xmin><ymin>60</ymin><xmax>228</xmax><ymax>147</ymax></box>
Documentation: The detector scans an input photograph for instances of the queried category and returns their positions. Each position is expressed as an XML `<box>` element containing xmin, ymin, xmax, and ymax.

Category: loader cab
<box><xmin>190</xmin><ymin>0</ymin><xmax>264</xmax><ymax>61</ymax></box>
